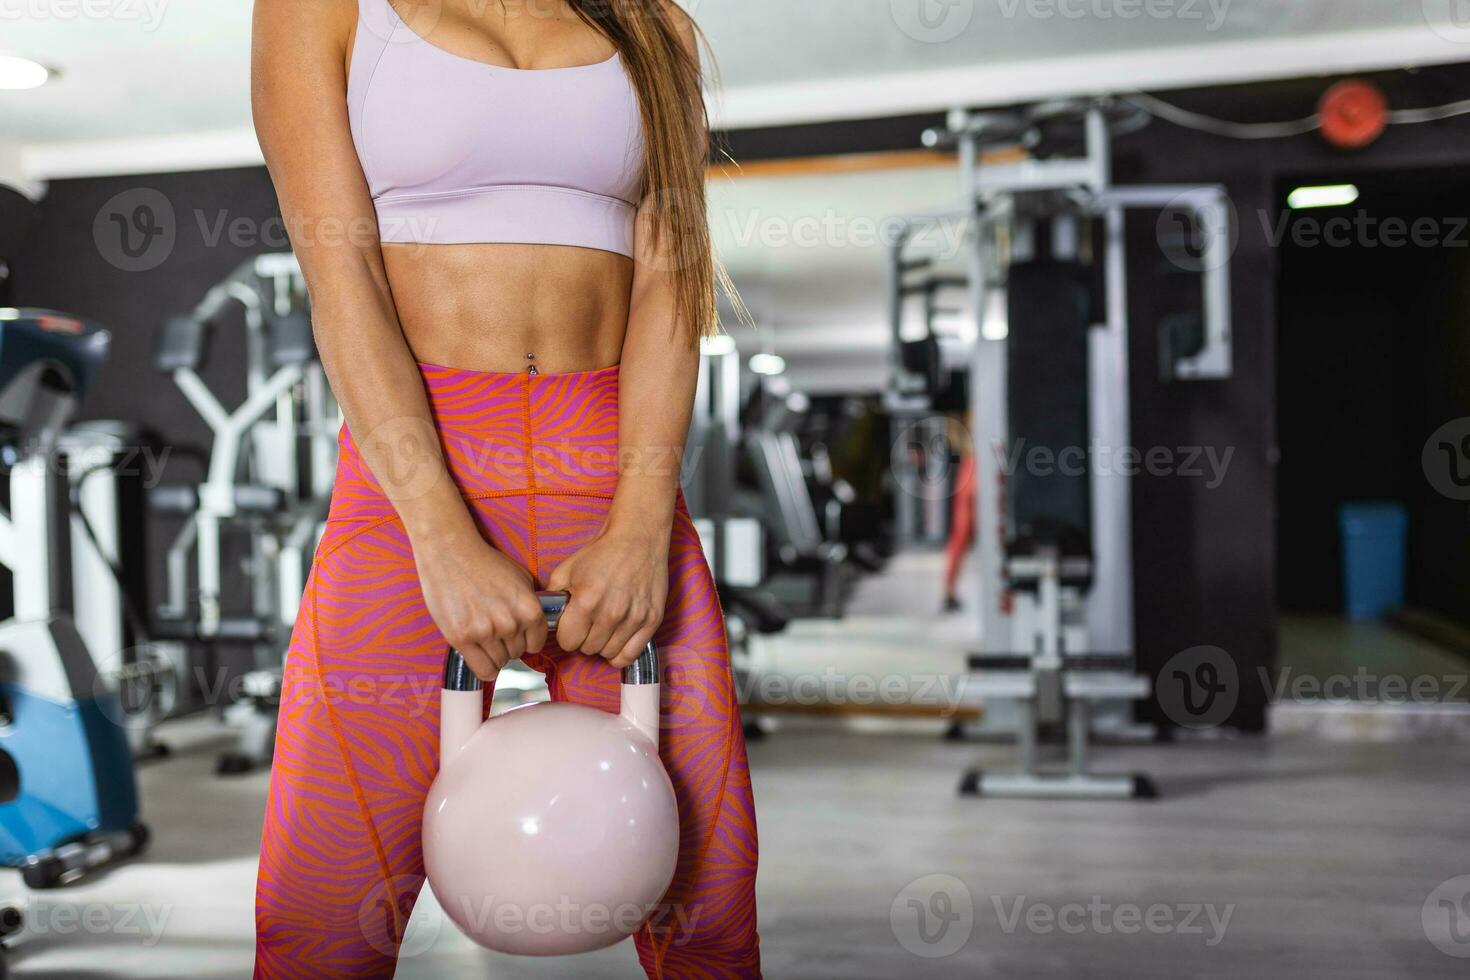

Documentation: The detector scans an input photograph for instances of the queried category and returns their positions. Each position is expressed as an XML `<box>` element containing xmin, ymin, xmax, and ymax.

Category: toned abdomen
<box><xmin>383</xmin><ymin>241</ymin><xmax>634</xmax><ymax>374</ymax></box>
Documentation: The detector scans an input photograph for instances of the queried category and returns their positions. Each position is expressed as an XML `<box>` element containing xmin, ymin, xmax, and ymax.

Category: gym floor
<box><xmin>4</xmin><ymin>716</ymin><xmax>1467</xmax><ymax>978</ymax></box>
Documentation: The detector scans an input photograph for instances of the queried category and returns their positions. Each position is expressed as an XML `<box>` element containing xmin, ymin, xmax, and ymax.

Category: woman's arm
<box><xmin>251</xmin><ymin>0</ymin><xmax>545</xmax><ymax>678</ymax></box>
<box><xmin>549</xmin><ymin>5</ymin><xmax>704</xmax><ymax>668</ymax></box>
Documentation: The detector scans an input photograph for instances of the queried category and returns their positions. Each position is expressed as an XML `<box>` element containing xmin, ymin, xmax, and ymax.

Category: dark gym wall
<box><xmin>9</xmin><ymin>166</ymin><xmax>283</xmax><ymax>433</ymax></box>
<box><xmin>1275</xmin><ymin>167</ymin><xmax>1470</xmax><ymax>626</ymax></box>
<box><xmin>0</xmin><ymin>185</ymin><xmax>40</xmax><ymax>304</ymax></box>
<box><xmin>1110</xmin><ymin>63</ymin><xmax>1470</xmax><ymax>732</ymax></box>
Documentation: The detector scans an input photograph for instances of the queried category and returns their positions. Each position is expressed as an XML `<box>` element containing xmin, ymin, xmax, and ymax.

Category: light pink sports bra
<box><xmin>347</xmin><ymin>0</ymin><xmax>646</xmax><ymax>257</ymax></box>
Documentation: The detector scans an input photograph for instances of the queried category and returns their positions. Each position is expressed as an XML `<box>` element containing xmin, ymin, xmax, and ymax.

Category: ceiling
<box><xmin>711</xmin><ymin>162</ymin><xmax>973</xmax><ymax>391</ymax></box>
<box><xmin>1</xmin><ymin>0</ymin><xmax>1467</xmax><ymax>186</ymax></box>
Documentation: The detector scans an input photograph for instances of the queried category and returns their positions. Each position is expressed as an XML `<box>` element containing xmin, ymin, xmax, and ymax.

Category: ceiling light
<box><xmin>701</xmin><ymin>335</ymin><xmax>736</xmax><ymax>356</ymax></box>
<box><xmin>1287</xmin><ymin>184</ymin><xmax>1359</xmax><ymax>210</ymax></box>
<box><xmin>749</xmin><ymin>353</ymin><xmax>786</xmax><ymax>376</ymax></box>
<box><xmin>0</xmin><ymin>56</ymin><xmax>52</xmax><ymax>91</ymax></box>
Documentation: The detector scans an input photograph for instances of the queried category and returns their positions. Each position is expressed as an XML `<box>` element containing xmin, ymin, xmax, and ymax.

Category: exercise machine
<box><xmin>798</xmin><ymin>397</ymin><xmax>892</xmax><ymax>573</ymax></box>
<box><xmin>889</xmin><ymin>99</ymin><xmax>1233</xmax><ymax>799</ymax></box>
<box><xmin>63</xmin><ymin>420</ymin><xmax>178</xmax><ymax>760</ymax></box>
<box><xmin>0</xmin><ymin>309</ymin><xmax>150</xmax><ymax>967</ymax></box>
<box><xmin>153</xmin><ymin>254</ymin><xmax>339</xmax><ymax>773</ymax></box>
<box><xmin>739</xmin><ymin>380</ymin><xmax>856</xmax><ymax>617</ymax></box>
<box><xmin>684</xmin><ymin>339</ymin><xmax>788</xmax><ymax>732</ymax></box>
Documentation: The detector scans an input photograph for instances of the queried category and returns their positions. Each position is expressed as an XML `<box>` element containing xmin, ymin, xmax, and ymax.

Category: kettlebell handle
<box><xmin>439</xmin><ymin>591</ymin><xmax>662</xmax><ymax>757</ymax></box>
<box><xmin>442</xmin><ymin>591</ymin><xmax>659</xmax><ymax>693</ymax></box>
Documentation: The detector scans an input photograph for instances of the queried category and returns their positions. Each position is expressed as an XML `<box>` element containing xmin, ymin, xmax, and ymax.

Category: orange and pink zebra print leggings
<box><xmin>253</xmin><ymin>362</ymin><xmax>761</xmax><ymax>978</ymax></box>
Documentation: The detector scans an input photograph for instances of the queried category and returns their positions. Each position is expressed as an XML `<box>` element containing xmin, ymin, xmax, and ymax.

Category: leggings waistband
<box><xmin>330</xmin><ymin>361</ymin><xmax>626</xmax><ymax>522</ymax></box>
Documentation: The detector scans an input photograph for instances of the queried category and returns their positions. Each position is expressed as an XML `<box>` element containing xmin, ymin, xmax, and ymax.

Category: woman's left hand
<box><xmin>547</xmin><ymin>524</ymin><xmax>670</xmax><ymax>669</ymax></box>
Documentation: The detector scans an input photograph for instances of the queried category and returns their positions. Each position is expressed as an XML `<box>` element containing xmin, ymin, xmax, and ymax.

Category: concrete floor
<box><xmin>3</xmin><ymin>724</ymin><xmax>1468</xmax><ymax>978</ymax></box>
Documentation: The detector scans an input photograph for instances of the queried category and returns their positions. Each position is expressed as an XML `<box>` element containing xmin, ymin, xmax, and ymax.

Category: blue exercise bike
<box><xmin>0</xmin><ymin>309</ymin><xmax>149</xmax><ymax>968</ymax></box>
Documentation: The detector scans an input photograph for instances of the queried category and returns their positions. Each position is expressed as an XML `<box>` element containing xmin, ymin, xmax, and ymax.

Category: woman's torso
<box><xmin>345</xmin><ymin>0</ymin><xmax>641</xmax><ymax>374</ymax></box>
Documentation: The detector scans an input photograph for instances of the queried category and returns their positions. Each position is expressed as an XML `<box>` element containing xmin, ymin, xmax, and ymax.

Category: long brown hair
<box><xmin>570</xmin><ymin>0</ymin><xmax>735</xmax><ymax>346</ymax></box>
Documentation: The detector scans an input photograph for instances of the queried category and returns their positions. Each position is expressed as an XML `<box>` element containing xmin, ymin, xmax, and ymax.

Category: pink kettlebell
<box><xmin>422</xmin><ymin>590</ymin><xmax>679</xmax><ymax>956</ymax></box>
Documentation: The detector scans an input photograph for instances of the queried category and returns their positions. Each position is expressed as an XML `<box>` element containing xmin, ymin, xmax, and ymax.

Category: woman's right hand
<box><xmin>415</xmin><ymin>534</ymin><xmax>548</xmax><ymax>682</ymax></box>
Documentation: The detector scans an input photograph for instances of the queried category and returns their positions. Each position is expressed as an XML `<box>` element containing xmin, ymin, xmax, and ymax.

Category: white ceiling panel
<box><xmin>0</xmin><ymin>1</ymin><xmax>1466</xmax><ymax>184</ymax></box>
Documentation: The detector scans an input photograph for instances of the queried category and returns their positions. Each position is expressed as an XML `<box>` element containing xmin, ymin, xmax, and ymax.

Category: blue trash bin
<box><xmin>1338</xmin><ymin>503</ymin><xmax>1408</xmax><ymax>621</ymax></box>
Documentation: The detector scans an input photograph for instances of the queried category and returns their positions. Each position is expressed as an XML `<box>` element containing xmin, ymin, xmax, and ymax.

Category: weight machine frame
<box><xmin>888</xmin><ymin>100</ymin><xmax>1234</xmax><ymax>800</ymax></box>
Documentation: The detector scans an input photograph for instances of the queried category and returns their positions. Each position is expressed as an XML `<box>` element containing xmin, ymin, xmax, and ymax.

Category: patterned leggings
<box><xmin>253</xmin><ymin>363</ymin><xmax>761</xmax><ymax>978</ymax></box>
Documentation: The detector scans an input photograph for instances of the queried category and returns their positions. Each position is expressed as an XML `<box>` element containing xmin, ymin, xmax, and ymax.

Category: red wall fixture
<box><xmin>1318</xmin><ymin>79</ymin><xmax>1389</xmax><ymax>149</ymax></box>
